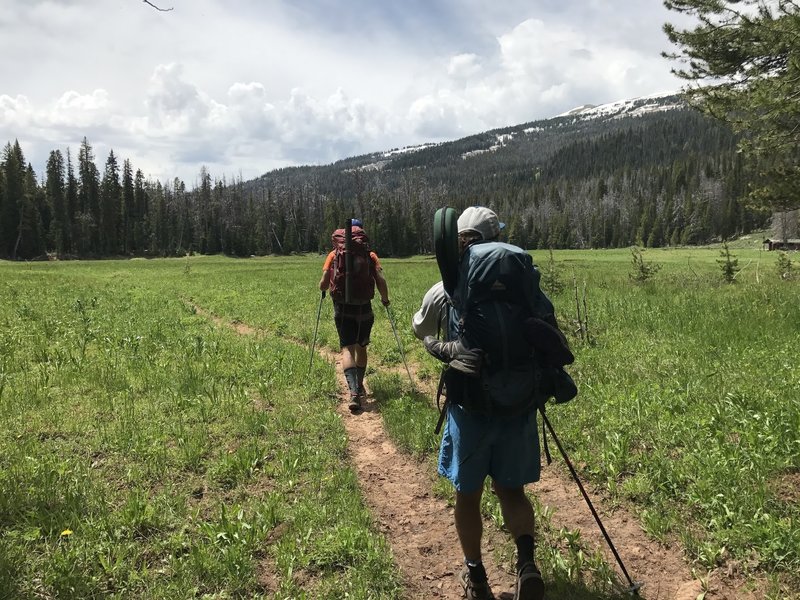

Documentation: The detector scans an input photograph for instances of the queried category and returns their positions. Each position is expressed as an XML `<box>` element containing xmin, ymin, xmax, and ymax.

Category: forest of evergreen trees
<box><xmin>0</xmin><ymin>101</ymin><xmax>768</xmax><ymax>260</ymax></box>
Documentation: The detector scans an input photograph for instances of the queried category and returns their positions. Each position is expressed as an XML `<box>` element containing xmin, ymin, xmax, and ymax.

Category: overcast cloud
<box><xmin>0</xmin><ymin>0</ymin><xmax>687</xmax><ymax>185</ymax></box>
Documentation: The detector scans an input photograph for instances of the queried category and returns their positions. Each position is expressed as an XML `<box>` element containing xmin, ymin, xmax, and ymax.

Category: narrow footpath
<box><xmin>321</xmin><ymin>349</ymin><xmax>759</xmax><ymax>600</ymax></box>
<box><xmin>203</xmin><ymin>306</ymin><xmax>756</xmax><ymax>600</ymax></box>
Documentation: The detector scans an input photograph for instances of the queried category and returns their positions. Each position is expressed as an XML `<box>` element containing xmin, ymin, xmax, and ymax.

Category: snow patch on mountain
<box><xmin>382</xmin><ymin>142</ymin><xmax>440</xmax><ymax>157</ymax></box>
<box><xmin>462</xmin><ymin>132</ymin><xmax>514</xmax><ymax>160</ymax></box>
<box><xmin>355</xmin><ymin>92</ymin><xmax>685</xmax><ymax>170</ymax></box>
<box><xmin>558</xmin><ymin>104</ymin><xmax>597</xmax><ymax>117</ymax></box>
<box><xmin>560</xmin><ymin>92</ymin><xmax>682</xmax><ymax>120</ymax></box>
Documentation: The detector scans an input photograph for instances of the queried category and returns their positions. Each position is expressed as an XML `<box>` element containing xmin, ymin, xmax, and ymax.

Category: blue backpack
<box><xmin>446</xmin><ymin>240</ymin><xmax>559</xmax><ymax>415</ymax></box>
<box><xmin>431</xmin><ymin>208</ymin><xmax>576</xmax><ymax>425</ymax></box>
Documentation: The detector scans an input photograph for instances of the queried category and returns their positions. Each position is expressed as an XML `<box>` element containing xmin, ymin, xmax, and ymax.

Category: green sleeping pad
<box><xmin>433</xmin><ymin>207</ymin><xmax>459</xmax><ymax>296</ymax></box>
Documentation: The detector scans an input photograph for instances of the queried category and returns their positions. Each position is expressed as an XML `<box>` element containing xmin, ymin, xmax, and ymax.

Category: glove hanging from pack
<box><xmin>423</xmin><ymin>336</ymin><xmax>484</xmax><ymax>377</ymax></box>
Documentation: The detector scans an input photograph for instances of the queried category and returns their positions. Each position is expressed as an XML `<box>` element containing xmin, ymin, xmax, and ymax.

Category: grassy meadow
<box><xmin>0</xmin><ymin>243</ymin><xmax>798</xmax><ymax>599</ymax></box>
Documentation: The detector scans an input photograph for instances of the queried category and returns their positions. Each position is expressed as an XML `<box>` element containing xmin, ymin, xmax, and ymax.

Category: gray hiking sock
<box><xmin>344</xmin><ymin>367</ymin><xmax>360</xmax><ymax>397</ymax></box>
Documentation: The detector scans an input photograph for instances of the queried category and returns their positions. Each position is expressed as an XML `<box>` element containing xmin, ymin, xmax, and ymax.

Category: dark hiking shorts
<box><xmin>333</xmin><ymin>302</ymin><xmax>374</xmax><ymax>347</ymax></box>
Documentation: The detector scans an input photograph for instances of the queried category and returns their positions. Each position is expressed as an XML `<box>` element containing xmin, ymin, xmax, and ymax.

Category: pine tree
<box><xmin>121</xmin><ymin>159</ymin><xmax>134</xmax><ymax>254</ymax></box>
<box><xmin>0</xmin><ymin>142</ymin><xmax>23</xmax><ymax>257</ymax></box>
<box><xmin>77</xmin><ymin>138</ymin><xmax>100</xmax><ymax>255</ymax></box>
<box><xmin>100</xmin><ymin>150</ymin><xmax>122</xmax><ymax>254</ymax></box>
<box><xmin>664</xmin><ymin>0</ymin><xmax>800</xmax><ymax>212</ymax></box>
<box><xmin>19</xmin><ymin>165</ymin><xmax>46</xmax><ymax>259</ymax></box>
<box><xmin>133</xmin><ymin>169</ymin><xmax>148</xmax><ymax>253</ymax></box>
<box><xmin>0</xmin><ymin>142</ymin><xmax>29</xmax><ymax>258</ymax></box>
<box><xmin>717</xmin><ymin>241</ymin><xmax>740</xmax><ymax>283</ymax></box>
<box><xmin>45</xmin><ymin>150</ymin><xmax>67</xmax><ymax>255</ymax></box>
<box><xmin>65</xmin><ymin>148</ymin><xmax>78</xmax><ymax>255</ymax></box>
<box><xmin>0</xmin><ymin>158</ymin><xmax>5</xmax><ymax>254</ymax></box>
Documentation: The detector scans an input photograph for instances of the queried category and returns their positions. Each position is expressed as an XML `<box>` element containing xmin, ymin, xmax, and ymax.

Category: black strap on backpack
<box><xmin>434</xmin><ymin>371</ymin><xmax>449</xmax><ymax>435</ymax></box>
<box><xmin>434</xmin><ymin>300</ymin><xmax>452</xmax><ymax>435</ymax></box>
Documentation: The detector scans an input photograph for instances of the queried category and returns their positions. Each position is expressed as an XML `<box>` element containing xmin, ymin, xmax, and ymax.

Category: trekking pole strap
<box><xmin>540</xmin><ymin>409</ymin><xmax>640</xmax><ymax>594</ymax></box>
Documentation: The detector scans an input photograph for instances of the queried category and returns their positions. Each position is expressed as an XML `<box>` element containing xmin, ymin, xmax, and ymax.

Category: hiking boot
<box><xmin>460</xmin><ymin>566</ymin><xmax>494</xmax><ymax>600</ymax></box>
<box><xmin>348</xmin><ymin>394</ymin><xmax>362</xmax><ymax>413</ymax></box>
<box><xmin>514</xmin><ymin>562</ymin><xmax>544</xmax><ymax>600</ymax></box>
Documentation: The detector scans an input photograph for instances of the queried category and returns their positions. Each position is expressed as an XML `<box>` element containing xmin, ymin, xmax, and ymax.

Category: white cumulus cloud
<box><xmin>0</xmin><ymin>0</ymin><xmax>683</xmax><ymax>183</ymax></box>
<box><xmin>448</xmin><ymin>53</ymin><xmax>482</xmax><ymax>80</ymax></box>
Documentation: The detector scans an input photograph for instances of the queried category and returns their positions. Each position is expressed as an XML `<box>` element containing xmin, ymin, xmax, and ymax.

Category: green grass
<box><xmin>0</xmin><ymin>260</ymin><xmax>401</xmax><ymax>599</ymax></box>
<box><xmin>1</xmin><ymin>245</ymin><xmax>798</xmax><ymax>598</ymax></box>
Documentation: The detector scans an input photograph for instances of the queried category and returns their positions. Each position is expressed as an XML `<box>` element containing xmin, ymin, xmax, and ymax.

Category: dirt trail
<box><xmin>321</xmin><ymin>347</ymin><xmax>518</xmax><ymax>599</ymax></box>
<box><xmin>203</xmin><ymin>308</ymin><xmax>755</xmax><ymax>600</ymax></box>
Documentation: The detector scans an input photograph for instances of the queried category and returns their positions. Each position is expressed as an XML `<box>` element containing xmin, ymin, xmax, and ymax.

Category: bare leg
<box><xmin>354</xmin><ymin>344</ymin><xmax>368</xmax><ymax>368</ymax></box>
<box><xmin>494</xmin><ymin>481</ymin><xmax>543</xmax><ymax>600</ymax></box>
<box><xmin>353</xmin><ymin>344</ymin><xmax>368</xmax><ymax>394</ymax></box>
<box><xmin>493</xmin><ymin>484</ymin><xmax>535</xmax><ymax>540</ymax></box>
<box><xmin>455</xmin><ymin>488</ymin><xmax>484</xmax><ymax>561</ymax></box>
<box><xmin>341</xmin><ymin>344</ymin><xmax>357</xmax><ymax>370</ymax></box>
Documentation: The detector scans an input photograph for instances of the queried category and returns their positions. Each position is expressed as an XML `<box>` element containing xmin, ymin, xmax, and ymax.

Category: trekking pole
<box><xmin>308</xmin><ymin>291</ymin><xmax>325</xmax><ymax>375</ymax></box>
<box><xmin>540</xmin><ymin>409</ymin><xmax>643</xmax><ymax>596</ymax></box>
<box><xmin>384</xmin><ymin>303</ymin><xmax>414</xmax><ymax>389</ymax></box>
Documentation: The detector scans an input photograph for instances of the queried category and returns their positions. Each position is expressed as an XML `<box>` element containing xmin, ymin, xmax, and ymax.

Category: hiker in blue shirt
<box><xmin>412</xmin><ymin>206</ymin><xmax>546</xmax><ymax>600</ymax></box>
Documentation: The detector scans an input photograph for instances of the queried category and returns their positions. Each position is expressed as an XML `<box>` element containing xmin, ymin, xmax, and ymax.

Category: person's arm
<box><xmin>412</xmin><ymin>281</ymin><xmax>447</xmax><ymax>340</ymax></box>
<box><xmin>371</xmin><ymin>252</ymin><xmax>390</xmax><ymax>305</ymax></box>
<box><xmin>374</xmin><ymin>268</ymin><xmax>389</xmax><ymax>305</ymax></box>
<box><xmin>319</xmin><ymin>252</ymin><xmax>333</xmax><ymax>292</ymax></box>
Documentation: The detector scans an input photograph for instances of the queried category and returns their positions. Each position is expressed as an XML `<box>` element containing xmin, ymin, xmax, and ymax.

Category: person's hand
<box><xmin>381</xmin><ymin>298</ymin><xmax>390</xmax><ymax>307</ymax></box>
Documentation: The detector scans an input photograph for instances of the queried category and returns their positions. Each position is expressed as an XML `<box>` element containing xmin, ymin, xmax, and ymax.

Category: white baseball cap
<box><xmin>457</xmin><ymin>206</ymin><xmax>505</xmax><ymax>240</ymax></box>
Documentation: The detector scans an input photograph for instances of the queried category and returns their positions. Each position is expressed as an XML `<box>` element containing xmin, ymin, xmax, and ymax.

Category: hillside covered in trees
<box><xmin>0</xmin><ymin>94</ymin><xmax>768</xmax><ymax>260</ymax></box>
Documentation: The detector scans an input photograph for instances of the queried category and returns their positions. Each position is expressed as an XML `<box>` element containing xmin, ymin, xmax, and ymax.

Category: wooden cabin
<box><xmin>763</xmin><ymin>238</ymin><xmax>800</xmax><ymax>251</ymax></box>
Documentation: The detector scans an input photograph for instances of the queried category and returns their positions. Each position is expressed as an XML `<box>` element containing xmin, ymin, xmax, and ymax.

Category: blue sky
<box><xmin>0</xmin><ymin>0</ymin><xmax>690</xmax><ymax>185</ymax></box>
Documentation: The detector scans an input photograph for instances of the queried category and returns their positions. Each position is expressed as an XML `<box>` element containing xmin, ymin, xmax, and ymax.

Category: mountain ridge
<box><xmin>241</xmin><ymin>90</ymin><xmax>763</xmax><ymax>254</ymax></box>
<box><xmin>326</xmin><ymin>92</ymin><xmax>688</xmax><ymax>174</ymax></box>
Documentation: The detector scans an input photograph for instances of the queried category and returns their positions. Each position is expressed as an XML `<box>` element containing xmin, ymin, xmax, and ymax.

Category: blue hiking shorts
<box><xmin>438</xmin><ymin>404</ymin><xmax>541</xmax><ymax>493</ymax></box>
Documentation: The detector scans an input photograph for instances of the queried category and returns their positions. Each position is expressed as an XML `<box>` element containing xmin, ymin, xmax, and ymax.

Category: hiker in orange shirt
<box><xmin>319</xmin><ymin>219</ymin><xmax>389</xmax><ymax>412</ymax></box>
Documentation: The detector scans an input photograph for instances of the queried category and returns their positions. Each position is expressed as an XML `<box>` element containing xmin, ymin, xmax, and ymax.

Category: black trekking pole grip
<box><xmin>540</xmin><ymin>410</ymin><xmax>642</xmax><ymax>595</ymax></box>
